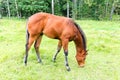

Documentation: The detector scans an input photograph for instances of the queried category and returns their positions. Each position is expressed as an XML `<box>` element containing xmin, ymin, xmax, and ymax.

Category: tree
<box><xmin>15</xmin><ymin>0</ymin><xmax>19</xmax><ymax>18</ymax></box>
<box><xmin>105</xmin><ymin>0</ymin><xmax>109</xmax><ymax>17</ymax></box>
<box><xmin>110</xmin><ymin>0</ymin><xmax>120</xmax><ymax>20</ymax></box>
<box><xmin>17</xmin><ymin>0</ymin><xmax>49</xmax><ymax>17</ymax></box>
<box><xmin>0</xmin><ymin>0</ymin><xmax>2</xmax><ymax>18</ymax></box>
<box><xmin>67</xmin><ymin>0</ymin><xmax>69</xmax><ymax>17</ymax></box>
<box><xmin>51</xmin><ymin>0</ymin><xmax>54</xmax><ymax>14</ymax></box>
<box><xmin>0</xmin><ymin>0</ymin><xmax>119</xmax><ymax>20</ymax></box>
<box><xmin>72</xmin><ymin>0</ymin><xmax>77</xmax><ymax>19</ymax></box>
<box><xmin>7</xmin><ymin>0</ymin><xmax>10</xmax><ymax>18</ymax></box>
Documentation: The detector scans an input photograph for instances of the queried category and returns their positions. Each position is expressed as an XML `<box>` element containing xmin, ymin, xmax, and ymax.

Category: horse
<box><xmin>24</xmin><ymin>12</ymin><xmax>87</xmax><ymax>71</ymax></box>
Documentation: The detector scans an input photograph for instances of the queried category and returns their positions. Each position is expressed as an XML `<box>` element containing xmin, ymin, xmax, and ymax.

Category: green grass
<box><xmin>0</xmin><ymin>18</ymin><xmax>120</xmax><ymax>80</ymax></box>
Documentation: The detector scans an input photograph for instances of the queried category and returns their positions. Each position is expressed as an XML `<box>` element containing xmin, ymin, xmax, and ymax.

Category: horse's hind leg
<box><xmin>24</xmin><ymin>35</ymin><xmax>37</xmax><ymax>65</ymax></box>
<box><xmin>53</xmin><ymin>40</ymin><xmax>62</xmax><ymax>62</ymax></box>
<box><xmin>34</xmin><ymin>35</ymin><xmax>42</xmax><ymax>63</ymax></box>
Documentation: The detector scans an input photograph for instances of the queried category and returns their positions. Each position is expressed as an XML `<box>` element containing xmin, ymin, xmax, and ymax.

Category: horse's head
<box><xmin>75</xmin><ymin>50</ymin><xmax>88</xmax><ymax>67</ymax></box>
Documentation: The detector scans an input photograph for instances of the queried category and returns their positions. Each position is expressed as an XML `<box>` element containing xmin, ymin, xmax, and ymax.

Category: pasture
<box><xmin>0</xmin><ymin>18</ymin><xmax>120</xmax><ymax>80</ymax></box>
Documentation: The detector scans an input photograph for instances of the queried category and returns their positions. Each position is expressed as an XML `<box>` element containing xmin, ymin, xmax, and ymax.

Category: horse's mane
<box><xmin>73</xmin><ymin>22</ymin><xmax>87</xmax><ymax>50</ymax></box>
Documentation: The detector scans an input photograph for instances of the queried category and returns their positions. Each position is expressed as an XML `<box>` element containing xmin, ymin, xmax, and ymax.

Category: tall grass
<box><xmin>0</xmin><ymin>18</ymin><xmax>120</xmax><ymax>80</ymax></box>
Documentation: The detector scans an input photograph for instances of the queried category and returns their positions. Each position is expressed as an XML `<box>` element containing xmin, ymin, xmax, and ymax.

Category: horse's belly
<box><xmin>43</xmin><ymin>29</ymin><xmax>60</xmax><ymax>39</ymax></box>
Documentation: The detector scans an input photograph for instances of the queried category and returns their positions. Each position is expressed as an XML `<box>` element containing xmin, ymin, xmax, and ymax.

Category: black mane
<box><xmin>74</xmin><ymin>22</ymin><xmax>87</xmax><ymax>50</ymax></box>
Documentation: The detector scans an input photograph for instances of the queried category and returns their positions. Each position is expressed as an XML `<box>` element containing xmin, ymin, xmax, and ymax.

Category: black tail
<box><xmin>26</xmin><ymin>28</ymin><xmax>29</xmax><ymax>44</ymax></box>
<box><xmin>26</xmin><ymin>24</ymin><xmax>30</xmax><ymax>44</ymax></box>
<box><xmin>24</xmin><ymin>24</ymin><xmax>30</xmax><ymax>65</ymax></box>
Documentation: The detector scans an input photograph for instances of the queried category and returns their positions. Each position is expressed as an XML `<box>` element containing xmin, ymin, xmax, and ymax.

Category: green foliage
<box><xmin>0</xmin><ymin>0</ymin><xmax>119</xmax><ymax>20</ymax></box>
<box><xmin>18</xmin><ymin>0</ymin><xmax>49</xmax><ymax>17</ymax></box>
<box><xmin>0</xmin><ymin>18</ymin><xmax>120</xmax><ymax>80</ymax></box>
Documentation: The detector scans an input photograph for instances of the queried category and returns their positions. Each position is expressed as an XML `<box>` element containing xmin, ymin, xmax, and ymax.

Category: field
<box><xmin>0</xmin><ymin>18</ymin><xmax>120</xmax><ymax>80</ymax></box>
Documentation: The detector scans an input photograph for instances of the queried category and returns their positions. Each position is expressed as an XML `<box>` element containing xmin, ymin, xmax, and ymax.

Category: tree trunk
<box><xmin>0</xmin><ymin>7</ymin><xmax>2</xmax><ymax>19</ymax></box>
<box><xmin>0</xmin><ymin>14</ymin><xmax>2</xmax><ymax>19</ymax></box>
<box><xmin>110</xmin><ymin>2</ymin><xmax>115</xmax><ymax>20</ymax></box>
<box><xmin>78</xmin><ymin>0</ymin><xmax>83</xmax><ymax>19</ymax></box>
<box><xmin>72</xmin><ymin>0</ymin><xmax>77</xmax><ymax>20</ymax></box>
<box><xmin>51</xmin><ymin>0</ymin><xmax>54</xmax><ymax>14</ymax></box>
<box><xmin>7</xmin><ymin>0</ymin><xmax>10</xmax><ymax>18</ymax></box>
<box><xmin>15</xmin><ymin>0</ymin><xmax>20</xmax><ymax>18</ymax></box>
<box><xmin>67</xmin><ymin>0</ymin><xmax>69</xmax><ymax>18</ymax></box>
<box><xmin>105</xmin><ymin>0</ymin><xmax>109</xmax><ymax>17</ymax></box>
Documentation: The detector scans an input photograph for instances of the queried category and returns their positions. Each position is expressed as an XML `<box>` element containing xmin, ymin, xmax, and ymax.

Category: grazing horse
<box><xmin>24</xmin><ymin>12</ymin><xmax>87</xmax><ymax>71</ymax></box>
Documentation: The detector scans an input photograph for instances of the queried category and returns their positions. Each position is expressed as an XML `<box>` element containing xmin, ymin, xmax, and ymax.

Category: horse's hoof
<box><xmin>52</xmin><ymin>58</ymin><xmax>56</xmax><ymax>62</ymax></box>
<box><xmin>38</xmin><ymin>60</ymin><xmax>43</xmax><ymax>65</ymax></box>
<box><xmin>25</xmin><ymin>63</ymin><xmax>27</xmax><ymax>66</ymax></box>
<box><xmin>24</xmin><ymin>61</ymin><xmax>27</xmax><ymax>66</ymax></box>
<box><xmin>53</xmin><ymin>60</ymin><xmax>56</xmax><ymax>62</ymax></box>
<box><xmin>66</xmin><ymin>67</ymin><xmax>71</xmax><ymax>71</ymax></box>
<box><xmin>38</xmin><ymin>59</ymin><xmax>42</xmax><ymax>63</ymax></box>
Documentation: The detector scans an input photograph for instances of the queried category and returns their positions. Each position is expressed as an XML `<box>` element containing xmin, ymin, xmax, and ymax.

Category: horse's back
<box><xmin>27</xmin><ymin>12</ymin><xmax>76</xmax><ymax>40</ymax></box>
<box><xmin>43</xmin><ymin>14</ymin><xmax>76</xmax><ymax>39</ymax></box>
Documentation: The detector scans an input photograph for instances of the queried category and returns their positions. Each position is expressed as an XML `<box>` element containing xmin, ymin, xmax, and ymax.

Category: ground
<box><xmin>0</xmin><ymin>18</ymin><xmax>120</xmax><ymax>80</ymax></box>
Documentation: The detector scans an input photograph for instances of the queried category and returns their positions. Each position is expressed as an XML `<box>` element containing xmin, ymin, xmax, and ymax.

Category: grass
<box><xmin>0</xmin><ymin>18</ymin><xmax>120</xmax><ymax>80</ymax></box>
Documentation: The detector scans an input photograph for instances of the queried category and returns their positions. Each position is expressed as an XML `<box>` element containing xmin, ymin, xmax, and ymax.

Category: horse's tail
<box><xmin>26</xmin><ymin>23</ymin><xmax>29</xmax><ymax>45</ymax></box>
<box><xmin>24</xmin><ymin>22</ymin><xmax>30</xmax><ymax>65</ymax></box>
<box><xmin>26</xmin><ymin>29</ymin><xmax>29</xmax><ymax>43</ymax></box>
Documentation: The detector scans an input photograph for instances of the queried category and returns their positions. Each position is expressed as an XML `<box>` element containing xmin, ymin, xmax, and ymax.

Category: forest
<box><xmin>0</xmin><ymin>0</ymin><xmax>120</xmax><ymax>79</ymax></box>
<box><xmin>0</xmin><ymin>0</ymin><xmax>120</xmax><ymax>20</ymax></box>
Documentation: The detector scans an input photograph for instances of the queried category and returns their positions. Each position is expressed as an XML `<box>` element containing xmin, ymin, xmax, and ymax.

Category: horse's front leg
<box><xmin>53</xmin><ymin>40</ymin><xmax>62</xmax><ymax>62</ymax></box>
<box><xmin>62</xmin><ymin>39</ymin><xmax>71</xmax><ymax>71</ymax></box>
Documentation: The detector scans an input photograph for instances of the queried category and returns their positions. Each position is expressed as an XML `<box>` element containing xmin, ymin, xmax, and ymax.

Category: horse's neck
<box><xmin>74</xmin><ymin>34</ymin><xmax>84</xmax><ymax>52</ymax></box>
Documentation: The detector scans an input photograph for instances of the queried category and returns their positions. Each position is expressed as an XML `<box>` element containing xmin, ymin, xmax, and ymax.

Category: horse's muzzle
<box><xmin>79</xmin><ymin>64</ymin><xmax>85</xmax><ymax>68</ymax></box>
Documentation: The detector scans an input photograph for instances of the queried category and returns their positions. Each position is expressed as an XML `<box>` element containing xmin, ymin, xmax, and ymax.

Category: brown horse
<box><xmin>24</xmin><ymin>12</ymin><xmax>87</xmax><ymax>71</ymax></box>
